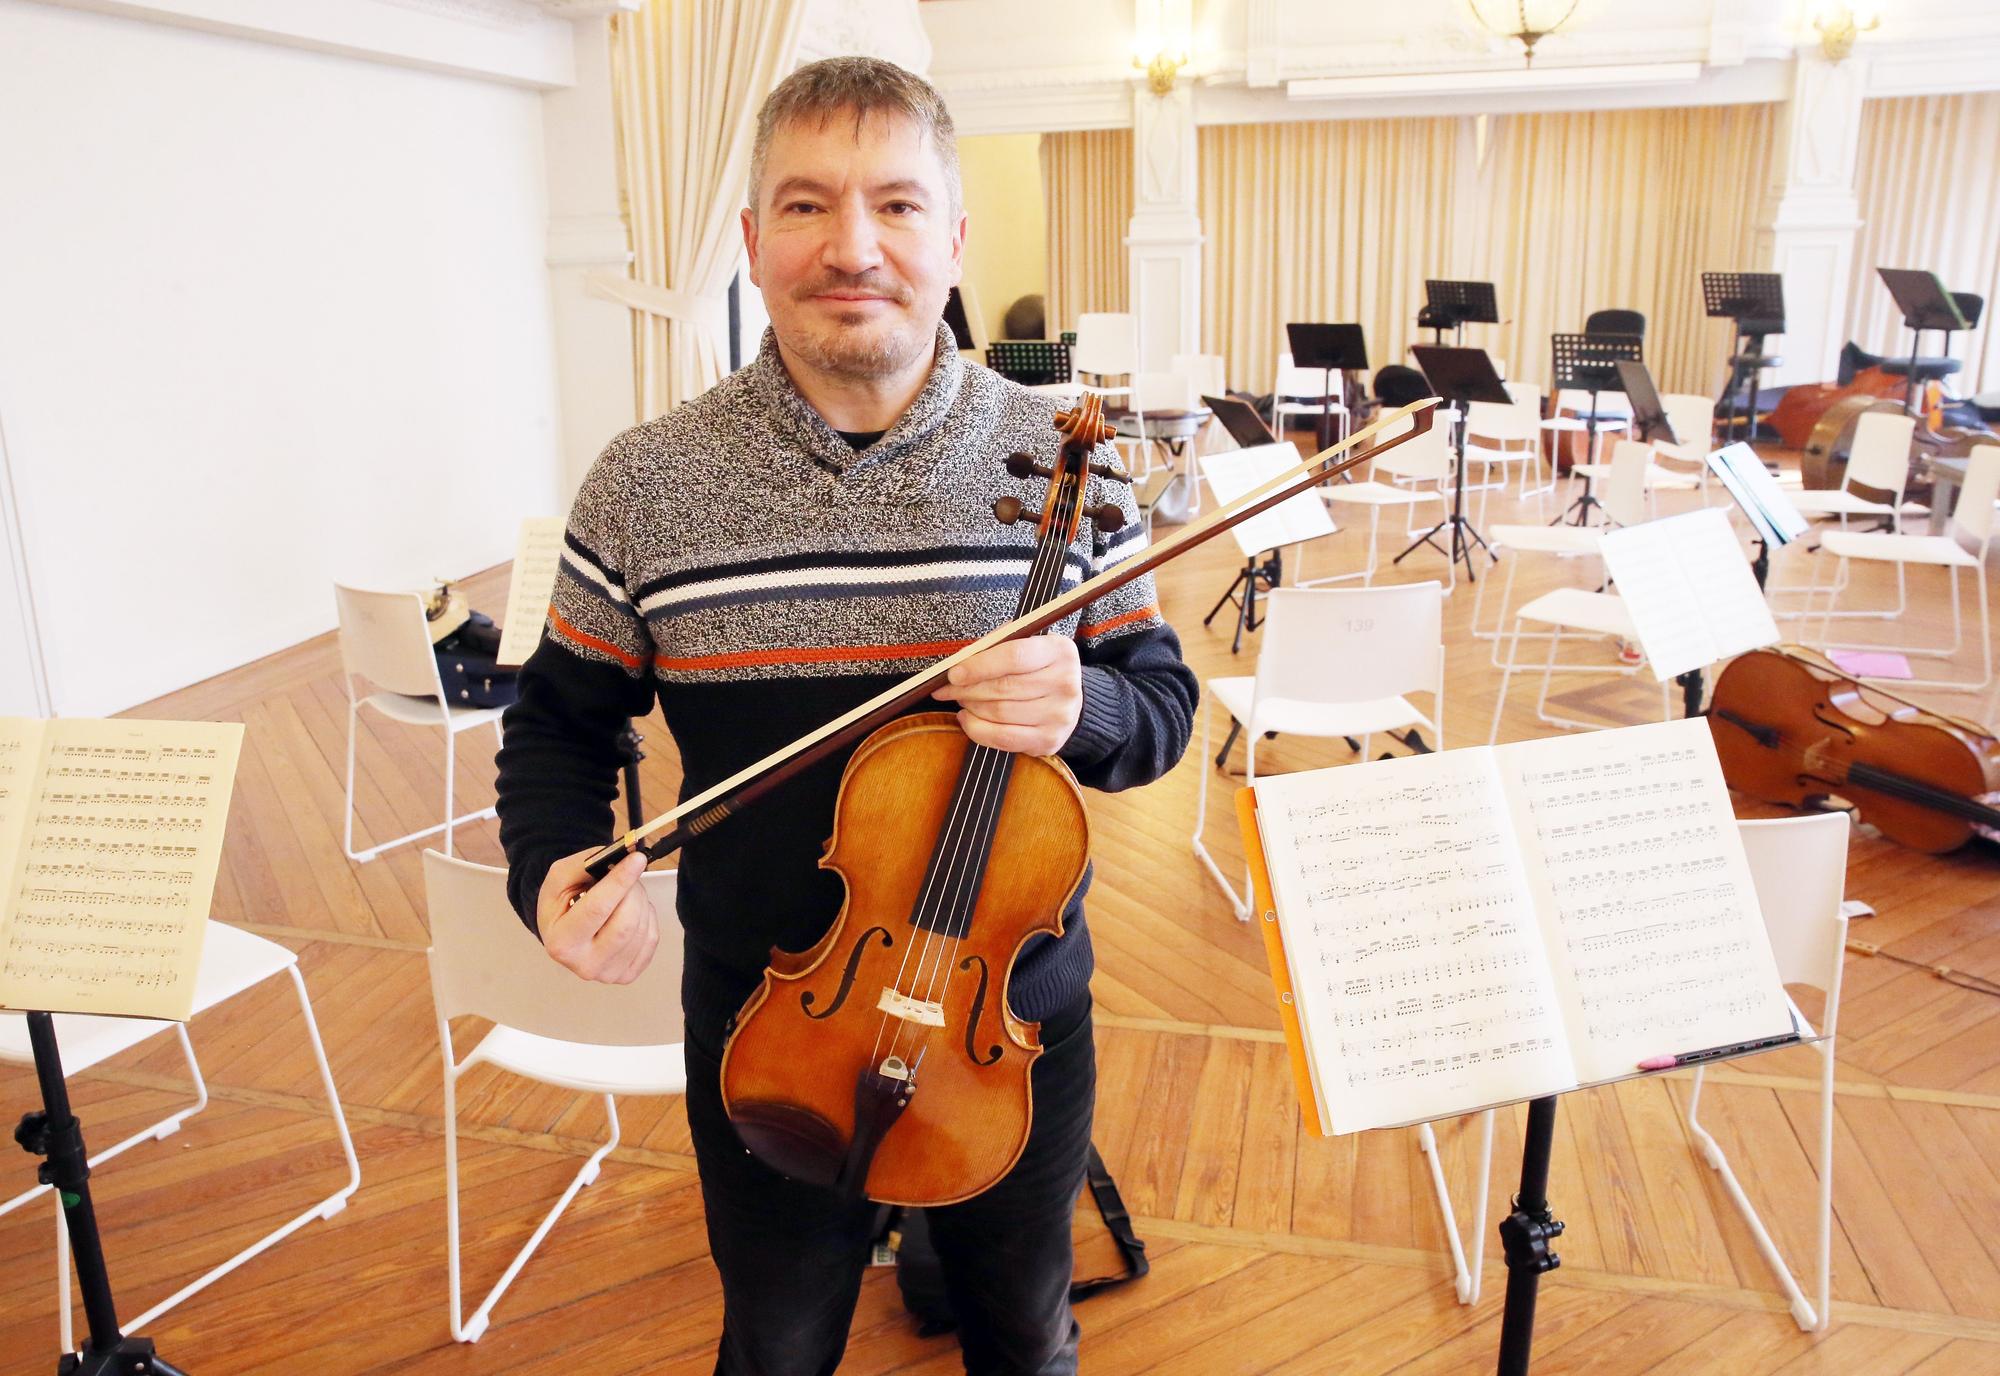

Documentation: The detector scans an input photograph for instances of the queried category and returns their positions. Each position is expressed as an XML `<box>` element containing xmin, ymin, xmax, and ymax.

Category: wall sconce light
<box><xmin>1132</xmin><ymin>0</ymin><xmax>1193</xmax><ymax>94</ymax></box>
<box><xmin>1814</xmin><ymin>3</ymin><xmax>1881</xmax><ymax>62</ymax></box>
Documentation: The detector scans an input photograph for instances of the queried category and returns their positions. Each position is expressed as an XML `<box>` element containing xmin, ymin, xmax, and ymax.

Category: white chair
<box><xmin>334</xmin><ymin>583</ymin><xmax>506</xmax><ymax>862</ymax></box>
<box><xmin>1440</xmin><ymin>814</ymin><xmax>1852</xmax><ymax>1322</ymax></box>
<box><xmin>1475</xmin><ymin>439</ymin><xmax>1651</xmax><ymax>662</ymax></box>
<box><xmin>1318</xmin><ymin>421</ymin><xmax>1452</xmax><ymax>586</ymax></box>
<box><xmin>1644</xmin><ymin>393</ymin><xmax>1719</xmax><ymax>504</ymax></box>
<box><xmin>1073</xmin><ymin>312</ymin><xmax>1146</xmax><ymax>475</ymax></box>
<box><xmin>1806</xmin><ymin>443</ymin><xmax>1998</xmax><ymax>691</ymax></box>
<box><xmin>1173</xmin><ymin>351</ymin><xmax>1230</xmax><ymax>452</ymax></box>
<box><xmin>1191</xmin><ymin>584</ymin><xmax>1444</xmax><ymax>920</ymax></box>
<box><xmin>424</xmin><ymin>851</ymin><xmax>686</xmax><ymax>1343</ymax></box>
<box><xmin>1792</xmin><ymin>411</ymin><xmax>1926</xmax><ymax>531</ymax></box>
<box><xmin>0</xmin><ymin>923</ymin><xmax>360</xmax><ymax>1355</ymax></box>
<box><xmin>1546</xmin><ymin>385</ymin><xmax>1632</xmax><ymax>470</ymax></box>
<box><xmin>1273</xmin><ymin>350</ymin><xmax>1347</xmax><ymax>446</ymax></box>
<box><xmin>1464</xmin><ymin>388</ymin><xmax>1552</xmax><ymax>523</ymax></box>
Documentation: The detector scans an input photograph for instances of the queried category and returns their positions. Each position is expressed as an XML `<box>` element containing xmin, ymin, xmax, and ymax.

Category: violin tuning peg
<box><xmin>1087</xmin><ymin>459</ymin><xmax>1133</xmax><ymax>485</ymax></box>
<box><xmin>993</xmin><ymin>496</ymin><xmax>1041</xmax><ymax>526</ymax></box>
<box><xmin>1005</xmin><ymin>452</ymin><xmax>1054</xmax><ymax>480</ymax></box>
<box><xmin>1089</xmin><ymin>503</ymin><xmax>1127</xmax><ymax>533</ymax></box>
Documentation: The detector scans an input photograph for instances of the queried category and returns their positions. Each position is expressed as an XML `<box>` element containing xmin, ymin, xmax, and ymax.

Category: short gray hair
<box><xmin>748</xmin><ymin>56</ymin><xmax>961</xmax><ymax>219</ymax></box>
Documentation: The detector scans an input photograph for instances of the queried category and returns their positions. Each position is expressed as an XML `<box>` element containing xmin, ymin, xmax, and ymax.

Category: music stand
<box><xmin>1422</xmin><ymin>280</ymin><xmax>1499</xmax><ymax>345</ymax></box>
<box><xmin>1550</xmin><ymin>333</ymin><xmax>1642</xmax><ymax>525</ymax></box>
<box><xmin>1285</xmin><ymin>323</ymin><xmax>1369</xmax><ymax>450</ymax></box>
<box><xmin>1398</xmin><ymin>346</ymin><xmax>1509</xmax><ymax>585</ymax></box>
<box><xmin>1702</xmin><ymin>271</ymin><xmax>1785</xmax><ymax>442</ymax></box>
<box><xmin>1615</xmin><ymin>360</ymin><xmax>1677</xmax><ymax>446</ymax></box>
<box><xmin>1201</xmin><ymin>394</ymin><xmax>1280</xmax><ymax>449</ymax></box>
<box><xmin>1876</xmin><ymin>267</ymin><xmax>1972</xmax><ymax>418</ymax></box>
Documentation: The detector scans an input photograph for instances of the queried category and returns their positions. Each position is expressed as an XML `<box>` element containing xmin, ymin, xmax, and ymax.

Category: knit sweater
<box><xmin>495</xmin><ymin>324</ymin><xmax>1198</xmax><ymax>1044</ymax></box>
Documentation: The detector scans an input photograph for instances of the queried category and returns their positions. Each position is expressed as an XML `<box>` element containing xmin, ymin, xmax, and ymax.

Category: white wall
<box><xmin>0</xmin><ymin>0</ymin><xmax>562</xmax><ymax>717</ymax></box>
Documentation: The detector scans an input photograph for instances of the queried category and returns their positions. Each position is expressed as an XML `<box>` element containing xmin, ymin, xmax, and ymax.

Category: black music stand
<box><xmin>1422</xmin><ymin>280</ymin><xmax>1500</xmax><ymax>345</ymax></box>
<box><xmin>17</xmin><ymin>1014</ymin><xmax>190</xmax><ymax>1376</ymax></box>
<box><xmin>984</xmin><ymin>340</ymin><xmax>1073</xmax><ymax>386</ymax></box>
<box><xmin>1615</xmin><ymin>360</ymin><xmax>1678</xmax><ymax>446</ymax></box>
<box><xmin>1875</xmin><ymin>267</ymin><xmax>1972</xmax><ymax>419</ymax></box>
<box><xmin>1285</xmin><ymin>323</ymin><xmax>1369</xmax><ymax>450</ymax></box>
<box><xmin>1550</xmin><ymin>333</ymin><xmax>1642</xmax><ymax>526</ymax></box>
<box><xmin>1702</xmin><ymin>271</ymin><xmax>1785</xmax><ymax>443</ymax></box>
<box><xmin>1398</xmin><ymin>346</ymin><xmax>1509</xmax><ymax>584</ymax></box>
<box><xmin>1201</xmin><ymin>394</ymin><xmax>1279</xmax><ymax>449</ymax></box>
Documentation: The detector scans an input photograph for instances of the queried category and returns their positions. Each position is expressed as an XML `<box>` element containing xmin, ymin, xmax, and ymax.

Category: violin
<box><xmin>578</xmin><ymin>396</ymin><xmax>1439</xmax><ymax>1204</ymax></box>
<box><xmin>1708</xmin><ymin>647</ymin><xmax>2000</xmax><ymax>854</ymax></box>
<box><xmin>717</xmin><ymin>400</ymin><xmax>1115</xmax><ymax>1205</ymax></box>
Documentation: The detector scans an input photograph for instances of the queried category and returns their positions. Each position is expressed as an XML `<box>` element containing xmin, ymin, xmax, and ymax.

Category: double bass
<box><xmin>580</xmin><ymin>396</ymin><xmax>1441</xmax><ymax>1202</ymax></box>
<box><xmin>1708</xmin><ymin>647</ymin><xmax>2000</xmax><ymax>854</ymax></box>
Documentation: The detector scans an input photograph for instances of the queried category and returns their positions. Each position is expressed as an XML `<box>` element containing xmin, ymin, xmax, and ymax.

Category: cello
<box><xmin>579</xmin><ymin>396</ymin><xmax>1440</xmax><ymax>1203</ymax></box>
<box><xmin>1708</xmin><ymin>647</ymin><xmax>2000</xmax><ymax>854</ymax></box>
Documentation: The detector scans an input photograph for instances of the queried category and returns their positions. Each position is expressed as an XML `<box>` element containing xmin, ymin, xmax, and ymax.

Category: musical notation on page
<box><xmin>497</xmin><ymin>517</ymin><xmax>568</xmax><ymax>668</ymax></box>
<box><xmin>0</xmin><ymin>717</ymin><xmax>243</xmax><ymax>1019</ymax></box>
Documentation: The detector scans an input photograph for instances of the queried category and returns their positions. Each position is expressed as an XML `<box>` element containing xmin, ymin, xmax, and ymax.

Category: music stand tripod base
<box><xmin>1402</xmin><ymin>346</ymin><xmax>1513</xmax><ymax>586</ymax></box>
<box><xmin>19</xmin><ymin>1012</ymin><xmax>191</xmax><ymax>1376</ymax></box>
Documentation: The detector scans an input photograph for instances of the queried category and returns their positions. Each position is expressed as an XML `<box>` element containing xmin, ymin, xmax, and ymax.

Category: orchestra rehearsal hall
<box><xmin>9</xmin><ymin>2</ymin><xmax>2000</xmax><ymax>1374</ymax></box>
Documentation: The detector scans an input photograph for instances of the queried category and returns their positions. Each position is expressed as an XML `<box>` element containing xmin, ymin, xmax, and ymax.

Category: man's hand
<box><xmin>535</xmin><ymin>849</ymin><xmax>658</xmax><ymax>983</ymax></box>
<box><xmin>932</xmin><ymin>637</ymin><xmax>1083</xmax><ymax>755</ymax></box>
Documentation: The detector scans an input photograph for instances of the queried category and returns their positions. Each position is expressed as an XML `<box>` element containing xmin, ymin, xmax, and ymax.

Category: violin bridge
<box><xmin>877</xmin><ymin>987</ymin><xmax>945</xmax><ymax>1027</ymax></box>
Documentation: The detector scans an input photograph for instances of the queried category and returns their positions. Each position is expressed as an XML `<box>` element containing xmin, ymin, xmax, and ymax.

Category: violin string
<box><xmin>912</xmin><ymin>469</ymin><xmax>1086</xmax><ymax>1056</ymax></box>
<box><xmin>891</xmin><ymin>468</ymin><xmax>1080</xmax><ymax>1072</ymax></box>
<box><xmin>898</xmin><ymin>446</ymin><xmax>1088</xmax><ymax>1064</ymax></box>
<box><xmin>876</xmin><ymin>444</ymin><xmax>1084</xmax><ymax>1073</ymax></box>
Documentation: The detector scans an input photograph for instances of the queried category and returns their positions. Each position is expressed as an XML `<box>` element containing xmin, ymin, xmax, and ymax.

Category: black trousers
<box><xmin>683</xmin><ymin>997</ymin><xmax>1095</xmax><ymax>1376</ymax></box>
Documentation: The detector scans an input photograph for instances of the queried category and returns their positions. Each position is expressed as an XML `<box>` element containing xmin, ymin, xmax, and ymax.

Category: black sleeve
<box><xmin>495</xmin><ymin>640</ymin><xmax>656</xmax><ymax>933</ymax></box>
<box><xmin>1058</xmin><ymin>620</ymin><xmax>1198</xmax><ymax>793</ymax></box>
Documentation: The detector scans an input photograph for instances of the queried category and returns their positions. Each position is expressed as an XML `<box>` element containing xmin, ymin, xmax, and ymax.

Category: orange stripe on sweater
<box><xmin>1080</xmin><ymin>604</ymin><xmax>1158</xmax><ymax>639</ymax></box>
<box><xmin>653</xmin><ymin>638</ymin><xmax>977</xmax><ymax>673</ymax></box>
<box><xmin>548</xmin><ymin>604</ymin><xmax>648</xmax><ymax>671</ymax></box>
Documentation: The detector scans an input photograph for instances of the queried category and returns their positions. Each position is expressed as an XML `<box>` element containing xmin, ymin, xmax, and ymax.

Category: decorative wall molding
<box><xmin>1866</xmin><ymin>37</ymin><xmax>2000</xmax><ymax>98</ymax></box>
<box><xmin>940</xmin><ymin>80</ymin><xmax>1132</xmax><ymax>136</ymax></box>
<box><xmin>28</xmin><ymin>0</ymin><xmax>578</xmax><ymax>88</ymax></box>
<box><xmin>797</xmin><ymin>0</ymin><xmax>932</xmax><ymax>72</ymax></box>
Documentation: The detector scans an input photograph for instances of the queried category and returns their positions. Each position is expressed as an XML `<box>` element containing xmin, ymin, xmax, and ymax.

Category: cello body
<box><xmin>1709</xmin><ymin>650</ymin><xmax>2000</xmax><ymax>854</ymax></box>
<box><xmin>720</xmin><ymin>717</ymin><xmax>1089</xmax><ymax>1207</ymax></box>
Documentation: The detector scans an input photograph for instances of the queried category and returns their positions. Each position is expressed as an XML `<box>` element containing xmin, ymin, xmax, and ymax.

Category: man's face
<box><xmin>743</xmin><ymin>109</ymin><xmax>965</xmax><ymax>383</ymax></box>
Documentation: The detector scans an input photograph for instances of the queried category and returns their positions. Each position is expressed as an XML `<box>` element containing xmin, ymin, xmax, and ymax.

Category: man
<box><xmin>496</xmin><ymin>55</ymin><xmax>1196</xmax><ymax>1376</ymax></box>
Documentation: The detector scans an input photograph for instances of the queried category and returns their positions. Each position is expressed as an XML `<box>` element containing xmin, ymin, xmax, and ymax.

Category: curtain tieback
<box><xmin>585</xmin><ymin>271</ymin><xmax>729</xmax><ymax>332</ymax></box>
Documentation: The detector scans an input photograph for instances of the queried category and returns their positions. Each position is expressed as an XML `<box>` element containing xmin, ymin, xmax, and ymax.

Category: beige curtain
<box><xmin>1472</xmin><ymin>103</ymin><xmax>1775</xmax><ymax>398</ymax></box>
<box><xmin>607</xmin><ymin>0</ymin><xmax>808</xmax><ymax>418</ymax></box>
<box><xmin>1040</xmin><ymin>130</ymin><xmax>1133</xmax><ymax>339</ymax></box>
<box><xmin>1846</xmin><ymin>92</ymin><xmax>2000</xmax><ymax>395</ymax></box>
<box><xmin>1198</xmin><ymin>117</ymin><xmax>1465</xmax><ymax>395</ymax></box>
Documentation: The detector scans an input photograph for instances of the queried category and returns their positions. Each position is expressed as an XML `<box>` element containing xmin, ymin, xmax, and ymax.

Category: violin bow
<box><xmin>581</xmin><ymin>396</ymin><xmax>1440</xmax><ymax>880</ymax></box>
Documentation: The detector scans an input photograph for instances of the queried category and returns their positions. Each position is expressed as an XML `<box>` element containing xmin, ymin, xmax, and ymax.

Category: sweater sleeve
<box><xmin>1056</xmin><ymin>450</ymin><xmax>1198</xmax><ymax>792</ymax></box>
<box><xmin>494</xmin><ymin>444</ymin><xmax>658</xmax><ymax>933</ymax></box>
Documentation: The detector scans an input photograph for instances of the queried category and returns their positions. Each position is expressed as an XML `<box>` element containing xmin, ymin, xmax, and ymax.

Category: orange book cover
<box><xmin>1233</xmin><ymin>785</ymin><xmax>1325</xmax><ymax>1137</ymax></box>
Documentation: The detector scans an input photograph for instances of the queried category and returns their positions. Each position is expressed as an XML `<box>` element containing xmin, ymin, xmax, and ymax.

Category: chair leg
<box><xmin>443</xmin><ymin>727</ymin><xmax>458</xmax><ymax>859</ymax></box>
<box><xmin>456</xmin><ymin>1089</ymin><xmax>623</xmax><ymax>1343</ymax></box>
<box><xmin>343</xmin><ymin>696</ymin><xmax>363</xmax><ymax>861</ymax></box>
<box><xmin>1418</xmin><ymin>1109</ymin><xmax>1494</xmax><ymax>1306</ymax></box>
<box><xmin>117</xmin><ymin>966</ymin><xmax>360</xmax><ymax>1342</ymax></box>
<box><xmin>1684</xmin><ymin>1064</ymin><xmax>1822</xmax><ymax>1330</ymax></box>
<box><xmin>1190</xmin><ymin>696</ymin><xmax>1248</xmax><ymax>919</ymax></box>
<box><xmin>1488</xmin><ymin>618</ymin><xmax>1526</xmax><ymax>744</ymax></box>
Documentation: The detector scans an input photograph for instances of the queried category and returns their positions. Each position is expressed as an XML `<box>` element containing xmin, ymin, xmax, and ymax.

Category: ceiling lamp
<box><xmin>1466</xmin><ymin>0</ymin><xmax>1583</xmax><ymax>67</ymax></box>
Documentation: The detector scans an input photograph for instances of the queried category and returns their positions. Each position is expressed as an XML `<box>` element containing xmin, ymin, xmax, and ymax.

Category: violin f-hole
<box><xmin>958</xmin><ymin>954</ymin><xmax>1003</xmax><ymax>1066</ymax></box>
<box><xmin>802</xmin><ymin>925</ymin><xmax>891</xmax><ymax>1019</ymax></box>
<box><xmin>1811</xmin><ymin>704</ymin><xmax>1857</xmax><ymax>742</ymax></box>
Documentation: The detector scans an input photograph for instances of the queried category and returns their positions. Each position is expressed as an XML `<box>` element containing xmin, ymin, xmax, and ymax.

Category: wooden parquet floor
<box><xmin>4</xmin><ymin>439</ymin><xmax>2000</xmax><ymax>1374</ymax></box>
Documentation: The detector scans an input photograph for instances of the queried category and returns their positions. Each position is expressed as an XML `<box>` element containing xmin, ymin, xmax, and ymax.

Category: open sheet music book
<box><xmin>1241</xmin><ymin>717</ymin><xmax>1793</xmax><ymax>1136</ymax></box>
<box><xmin>1599</xmin><ymin>508</ymin><xmax>1779</xmax><ymax>681</ymax></box>
<box><xmin>0</xmin><ymin>718</ymin><xmax>242</xmax><ymax>1020</ymax></box>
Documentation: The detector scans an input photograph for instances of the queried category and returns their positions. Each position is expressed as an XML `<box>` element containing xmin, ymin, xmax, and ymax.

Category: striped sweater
<box><xmin>495</xmin><ymin>324</ymin><xmax>1197</xmax><ymax>1045</ymax></box>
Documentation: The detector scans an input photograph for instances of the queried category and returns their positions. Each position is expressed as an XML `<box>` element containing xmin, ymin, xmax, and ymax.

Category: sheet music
<box><xmin>0</xmin><ymin>718</ymin><xmax>243</xmax><ymax>1019</ymax></box>
<box><xmin>1253</xmin><ymin>749</ymin><xmax>1574</xmax><ymax>1134</ymax></box>
<box><xmin>1198</xmin><ymin>446</ymin><xmax>1337</xmax><ymax>559</ymax></box>
<box><xmin>496</xmin><ymin>516</ymin><xmax>567</xmax><ymax>667</ymax></box>
<box><xmin>1497</xmin><ymin>717</ymin><xmax>1793</xmax><ymax>1085</ymax></box>
<box><xmin>0</xmin><ymin>718</ymin><xmax>48</xmax><ymax>927</ymax></box>
<box><xmin>1707</xmin><ymin>442</ymin><xmax>1808</xmax><ymax>546</ymax></box>
<box><xmin>1600</xmin><ymin>508</ymin><xmax>1778</xmax><ymax>680</ymax></box>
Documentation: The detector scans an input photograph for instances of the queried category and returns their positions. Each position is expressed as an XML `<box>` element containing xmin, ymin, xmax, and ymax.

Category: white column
<box><xmin>1127</xmin><ymin>80</ymin><xmax>1203</xmax><ymax>373</ymax></box>
<box><xmin>542</xmin><ymin>16</ymin><xmax>637</xmax><ymax>501</ymax></box>
<box><xmin>1756</xmin><ymin>51</ymin><xmax>1869</xmax><ymax>389</ymax></box>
